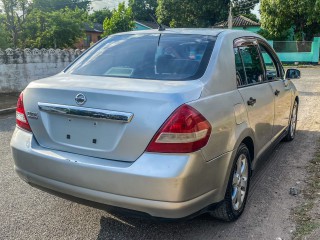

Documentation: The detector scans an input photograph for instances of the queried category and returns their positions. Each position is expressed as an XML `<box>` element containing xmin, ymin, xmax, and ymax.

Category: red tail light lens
<box><xmin>146</xmin><ymin>104</ymin><xmax>212</xmax><ymax>153</ymax></box>
<box><xmin>16</xmin><ymin>92</ymin><xmax>32</xmax><ymax>132</ymax></box>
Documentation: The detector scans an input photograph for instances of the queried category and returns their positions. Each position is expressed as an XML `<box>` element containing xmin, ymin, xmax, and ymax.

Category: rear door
<box><xmin>234</xmin><ymin>39</ymin><xmax>275</xmax><ymax>153</ymax></box>
<box><xmin>258</xmin><ymin>41</ymin><xmax>292</xmax><ymax>136</ymax></box>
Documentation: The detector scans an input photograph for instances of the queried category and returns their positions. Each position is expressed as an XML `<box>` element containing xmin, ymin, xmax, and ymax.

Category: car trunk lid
<box><xmin>23</xmin><ymin>74</ymin><xmax>203</xmax><ymax>162</ymax></box>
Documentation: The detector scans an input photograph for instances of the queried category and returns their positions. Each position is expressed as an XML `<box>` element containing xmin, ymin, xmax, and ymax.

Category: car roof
<box><xmin>113</xmin><ymin>28</ymin><xmax>229</xmax><ymax>36</ymax></box>
<box><xmin>112</xmin><ymin>28</ymin><xmax>265</xmax><ymax>43</ymax></box>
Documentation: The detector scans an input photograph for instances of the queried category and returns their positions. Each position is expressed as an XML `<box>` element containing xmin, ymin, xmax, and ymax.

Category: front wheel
<box><xmin>209</xmin><ymin>143</ymin><xmax>251</xmax><ymax>221</ymax></box>
<box><xmin>284</xmin><ymin>100</ymin><xmax>298</xmax><ymax>142</ymax></box>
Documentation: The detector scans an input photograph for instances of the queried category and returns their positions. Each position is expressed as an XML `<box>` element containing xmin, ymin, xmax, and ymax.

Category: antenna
<box><xmin>149</xmin><ymin>13</ymin><xmax>165</xmax><ymax>31</ymax></box>
<box><xmin>144</xmin><ymin>2</ymin><xmax>165</xmax><ymax>31</ymax></box>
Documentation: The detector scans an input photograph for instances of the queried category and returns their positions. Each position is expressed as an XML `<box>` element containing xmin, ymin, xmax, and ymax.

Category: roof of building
<box><xmin>84</xmin><ymin>23</ymin><xmax>103</xmax><ymax>33</ymax></box>
<box><xmin>214</xmin><ymin>15</ymin><xmax>260</xmax><ymax>28</ymax></box>
<box><xmin>135</xmin><ymin>20</ymin><xmax>169</xmax><ymax>29</ymax></box>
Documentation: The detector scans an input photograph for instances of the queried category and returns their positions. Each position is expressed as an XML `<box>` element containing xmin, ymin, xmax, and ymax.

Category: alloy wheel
<box><xmin>290</xmin><ymin>102</ymin><xmax>298</xmax><ymax>138</ymax></box>
<box><xmin>232</xmin><ymin>154</ymin><xmax>249</xmax><ymax>211</ymax></box>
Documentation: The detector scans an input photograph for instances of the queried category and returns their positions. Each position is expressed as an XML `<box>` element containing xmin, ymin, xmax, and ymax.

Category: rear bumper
<box><xmin>15</xmin><ymin>167</ymin><xmax>217</xmax><ymax>219</ymax></box>
<box><xmin>11</xmin><ymin>128</ymin><xmax>234</xmax><ymax>218</ymax></box>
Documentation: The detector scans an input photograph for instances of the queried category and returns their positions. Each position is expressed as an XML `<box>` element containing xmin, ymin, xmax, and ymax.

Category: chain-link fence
<box><xmin>273</xmin><ymin>41</ymin><xmax>313</xmax><ymax>53</ymax></box>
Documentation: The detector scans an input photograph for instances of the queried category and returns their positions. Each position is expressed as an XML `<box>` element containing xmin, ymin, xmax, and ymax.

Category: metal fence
<box><xmin>273</xmin><ymin>41</ymin><xmax>313</xmax><ymax>53</ymax></box>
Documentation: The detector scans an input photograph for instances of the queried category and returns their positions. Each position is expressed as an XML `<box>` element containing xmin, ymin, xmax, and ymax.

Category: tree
<box><xmin>128</xmin><ymin>0</ymin><xmax>157</xmax><ymax>21</ymax></box>
<box><xmin>103</xmin><ymin>2</ymin><xmax>135</xmax><ymax>36</ymax></box>
<box><xmin>32</xmin><ymin>0</ymin><xmax>91</xmax><ymax>12</ymax></box>
<box><xmin>157</xmin><ymin>0</ymin><xmax>230</xmax><ymax>28</ymax></box>
<box><xmin>157</xmin><ymin>0</ymin><xmax>260</xmax><ymax>28</ymax></box>
<box><xmin>23</xmin><ymin>7</ymin><xmax>87</xmax><ymax>48</ymax></box>
<box><xmin>242</xmin><ymin>13</ymin><xmax>259</xmax><ymax>23</ymax></box>
<box><xmin>232</xmin><ymin>0</ymin><xmax>259</xmax><ymax>15</ymax></box>
<box><xmin>0</xmin><ymin>15</ymin><xmax>11</xmax><ymax>48</ymax></box>
<box><xmin>1</xmin><ymin>0</ymin><xmax>31</xmax><ymax>48</ymax></box>
<box><xmin>89</xmin><ymin>8</ymin><xmax>112</xmax><ymax>24</ymax></box>
<box><xmin>257</xmin><ymin>28</ymin><xmax>290</xmax><ymax>41</ymax></box>
<box><xmin>260</xmin><ymin>0</ymin><xmax>320</xmax><ymax>41</ymax></box>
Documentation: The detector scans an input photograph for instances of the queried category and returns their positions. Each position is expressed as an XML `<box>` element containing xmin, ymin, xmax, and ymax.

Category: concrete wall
<box><xmin>0</xmin><ymin>48</ymin><xmax>83</xmax><ymax>93</ymax></box>
<box><xmin>268</xmin><ymin>38</ymin><xmax>320</xmax><ymax>64</ymax></box>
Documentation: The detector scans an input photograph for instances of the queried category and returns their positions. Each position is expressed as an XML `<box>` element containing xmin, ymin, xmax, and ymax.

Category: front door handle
<box><xmin>247</xmin><ymin>97</ymin><xmax>256</xmax><ymax>106</ymax></box>
<box><xmin>275</xmin><ymin>89</ymin><xmax>280</xmax><ymax>96</ymax></box>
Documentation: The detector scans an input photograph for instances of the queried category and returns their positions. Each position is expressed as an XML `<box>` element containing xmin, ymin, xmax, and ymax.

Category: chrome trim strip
<box><xmin>38</xmin><ymin>102</ymin><xmax>133</xmax><ymax>123</ymax></box>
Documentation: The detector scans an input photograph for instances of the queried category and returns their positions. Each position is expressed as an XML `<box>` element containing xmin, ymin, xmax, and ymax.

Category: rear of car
<box><xmin>13</xmin><ymin>29</ymin><xmax>295</xmax><ymax>220</ymax></box>
<box><xmin>11</xmin><ymin>30</ymin><xmax>233</xmax><ymax>218</ymax></box>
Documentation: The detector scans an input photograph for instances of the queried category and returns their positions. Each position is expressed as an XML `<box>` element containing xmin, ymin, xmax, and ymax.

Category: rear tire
<box><xmin>209</xmin><ymin>143</ymin><xmax>251</xmax><ymax>221</ymax></box>
<box><xmin>284</xmin><ymin>100</ymin><xmax>298</xmax><ymax>142</ymax></box>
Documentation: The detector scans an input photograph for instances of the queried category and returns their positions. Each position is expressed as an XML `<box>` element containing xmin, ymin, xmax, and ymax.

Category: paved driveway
<box><xmin>1</xmin><ymin>68</ymin><xmax>320</xmax><ymax>240</ymax></box>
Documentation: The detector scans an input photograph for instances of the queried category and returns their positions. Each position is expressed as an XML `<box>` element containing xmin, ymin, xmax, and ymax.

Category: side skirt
<box><xmin>252</xmin><ymin>127</ymin><xmax>288</xmax><ymax>171</ymax></box>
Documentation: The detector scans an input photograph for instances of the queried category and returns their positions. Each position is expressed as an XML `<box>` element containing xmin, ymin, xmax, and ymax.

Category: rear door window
<box><xmin>239</xmin><ymin>45</ymin><xmax>264</xmax><ymax>85</ymax></box>
<box><xmin>234</xmin><ymin>48</ymin><xmax>247</xmax><ymax>86</ymax></box>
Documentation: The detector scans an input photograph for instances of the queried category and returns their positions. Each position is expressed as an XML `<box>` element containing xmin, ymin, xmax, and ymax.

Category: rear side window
<box><xmin>234</xmin><ymin>48</ymin><xmax>246</xmax><ymax>86</ymax></box>
<box><xmin>238</xmin><ymin>45</ymin><xmax>264</xmax><ymax>85</ymax></box>
<box><xmin>67</xmin><ymin>34</ymin><xmax>216</xmax><ymax>81</ymax></box>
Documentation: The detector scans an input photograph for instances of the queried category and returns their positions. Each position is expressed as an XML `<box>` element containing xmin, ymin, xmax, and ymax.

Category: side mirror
<box><xmin>286</xmin><ymin>69</ymin><xmax>301</xmax><ymax>79</ymax></box>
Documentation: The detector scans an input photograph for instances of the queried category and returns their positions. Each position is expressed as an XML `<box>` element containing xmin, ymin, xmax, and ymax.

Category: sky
<box><xmin>252</xmin><ymin>3</ymin><xmax>261</xmax><ymax>19</ymax></box>
<box><xmin>91</xmin><ymin>0</ymin><xmax>127</xmax><ymax>10</ymax></box>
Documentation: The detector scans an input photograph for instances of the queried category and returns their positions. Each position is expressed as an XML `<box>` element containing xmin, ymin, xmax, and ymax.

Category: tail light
<box><xmin>16</xmin><ymin>92</ymin><xmax>32</xmax><ymax>132</ymax></box>
<box><xmin>146</xmin><ymin>104</ymin><xmax>211</xmax><ymax>153</ymax></box>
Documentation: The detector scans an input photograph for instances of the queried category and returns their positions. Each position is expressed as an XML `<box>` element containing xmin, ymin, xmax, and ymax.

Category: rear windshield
<box><xmin>67</xmin><ymin>34</ymin><xmax>216</xmax><ymax>81</ymax></box>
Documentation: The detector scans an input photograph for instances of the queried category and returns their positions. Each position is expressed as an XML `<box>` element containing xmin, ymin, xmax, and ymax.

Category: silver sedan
<box><xmin>11</xmin><ymin>29</ymin><xmax>299</xmax><ymax>221</ymax></box>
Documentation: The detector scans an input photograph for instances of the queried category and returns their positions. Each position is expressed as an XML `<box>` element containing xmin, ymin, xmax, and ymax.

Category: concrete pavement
<box><xmin>0</xmin><ymin>92</ymin><xmax>19</xmax><ymax>114</ymax></box>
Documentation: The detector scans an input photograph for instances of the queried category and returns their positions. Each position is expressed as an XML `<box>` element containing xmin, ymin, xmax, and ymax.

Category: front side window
<box><xmin>67</xmin><ymin>34</ymin><xmax>216</xmax><ymax>81</ymax></box>
<box><xmin>239</xmin><ymin>45</ymin><xmax>264</xmax><ymax>85</ymax></box>
<box><xmin>259</xmin><ymin>44</ymin><xmax>280</xmax><ymax>81</ymax></box>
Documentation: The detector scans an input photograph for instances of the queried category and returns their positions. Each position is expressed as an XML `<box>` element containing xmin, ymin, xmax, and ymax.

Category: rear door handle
<box><xmin>275</xmin><ymin>89</ymin><xmax>280</xmax><ymax>96</ymax></box>
<box><xmin>247</xmin><ymin>97</ymin><xmax>256</xmax><ymax>106</ymax></box>
<box><xmin>283</xmin><ymin>79</ymin><xmax>290</xmax><ymax>87</ymax></box>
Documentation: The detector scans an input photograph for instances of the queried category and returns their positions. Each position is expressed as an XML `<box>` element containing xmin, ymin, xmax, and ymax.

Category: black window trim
<box><xmin>233</xmin><ymin>36</ymin><xmax>285</xmax><ymax>89</ymax></box>
<box><xmin>233</xmin><ymin>37</ymin><xmax>266</xmax><ymax>88</ymax></box>
<box><xmin>256</xmin><ymin>39</ymin><xmax>284</xmax><ymax>82</ymax></box>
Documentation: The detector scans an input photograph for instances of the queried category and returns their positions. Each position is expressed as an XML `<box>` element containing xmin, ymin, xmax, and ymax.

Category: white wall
<box><xmin>0</xmin><ymin>48</ymin><xmax>83</xmax><ymax>93</ymax></box>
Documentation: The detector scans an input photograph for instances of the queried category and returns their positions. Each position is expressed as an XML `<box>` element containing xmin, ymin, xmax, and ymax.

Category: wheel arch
<box><xmin>234</xmin><ymin>128</ymin><xmax>256</xmax><ymax>163</ymax></box>
<box><xmin>213</xmin><ymin>130</ymin><xmax>255</xmax><ymax>220</ymax></box>
<box><xmin>219</xmin><ymin>128</ymin><xmax>255</xmax><ymax>199</ymax></box>
<box><xmin>241</xmin><ymin>136</ymin><xmax>254</xmax><ymax>163</ymax></box>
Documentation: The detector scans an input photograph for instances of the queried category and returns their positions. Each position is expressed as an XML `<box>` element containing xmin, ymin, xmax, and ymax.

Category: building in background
<box><xmin>134</xmin><ymin>21</ymin><xmax>169</xmax><ymax>31</ymax></box>
<box><xmin>214</xmin><ymin>15</ymin><xmax>261</xmax><ymax>33</ymax></box>
<box><xmin>75</xmin><ymin>21</ymin><xmax>166</xmax><ymax>49</ymax></box>
<box><xmin>75</xmin><ymin>23</ymin><xmax>103</xmax><ymax>49</ymax></box>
